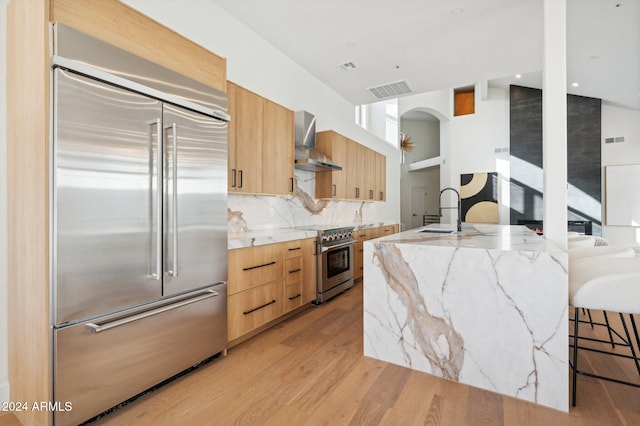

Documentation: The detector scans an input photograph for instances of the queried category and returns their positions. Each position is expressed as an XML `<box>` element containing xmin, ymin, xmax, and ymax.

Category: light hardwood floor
<box><xmin>2</xmin><ymin>281</ymin><xmax>639</xmax><ymax>425</ymax></box>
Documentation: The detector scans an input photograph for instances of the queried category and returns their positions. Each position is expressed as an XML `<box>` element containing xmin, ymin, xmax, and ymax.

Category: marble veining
<box><xmin>227</xmin><ymin>173</ymin><xmax>385</xmax><ymax>232</ymax></box>
<box><xmin>363</xmin><ymin>224</ymin><xmax>569</xmax><ymax>412</ymax></box>
<box><xmin>371</xmin><ymin>243</ymin><xmax>464</xmax><ymax>380</ymax></box>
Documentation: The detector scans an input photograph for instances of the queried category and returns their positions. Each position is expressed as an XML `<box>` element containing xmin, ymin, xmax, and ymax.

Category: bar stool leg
<box><xmin>586</xmin><ymin>308</ymin><xmax>595</xmax><ymax>329</ymax></box>
<box><xmin>629</xmin><ymin>314</ymin><xmax>640</xmax><ymax>374</ymax></box>
<box><xmin>572</xmin><ymin>307</ymin><xmax>579</xmax><ymax>407</ymax></box>
<box><xmin>603</xmin><ymin>311</ymin><xmax>615</xmax><ymax>348</ymax></box>
<box><xmin>619</xmin><ymin>313</ymin><xmax>640</xmax><ymax>375</ymax></box>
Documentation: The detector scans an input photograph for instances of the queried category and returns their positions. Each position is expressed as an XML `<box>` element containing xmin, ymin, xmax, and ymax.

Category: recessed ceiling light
<box><xmin>572</xmin><ymin>82</ymin><xmax>580</xmax><ymax>87</ymax></box>
<box><xmin>450</xmin><ymin>7</ymin><xmax>464</xmax><ymax>15</ymax></box>
<box><xmin>515</xmin><ymin>74</ymin><xmax>522</xmax><ymax>79</ymax></box>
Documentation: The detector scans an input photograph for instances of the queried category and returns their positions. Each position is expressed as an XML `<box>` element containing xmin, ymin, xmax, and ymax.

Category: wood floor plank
<box><xmin>303</xmin><ymin>357</ymin><xmax>387</xmax><ymax>424</ymax></box>
<box><xmin>464</xmin><ymin>386</ymin><xmax>504</xmax><ymax>426</ymax></box>
<box><xmin>378</xmin><ymin>370</ymin><xmax>439</xmax><ymax>425</ymax></box>
<box><xmin>361</xmin><ymin>363</ymin><xmax>411</xmax><ymax>408</ymax></box>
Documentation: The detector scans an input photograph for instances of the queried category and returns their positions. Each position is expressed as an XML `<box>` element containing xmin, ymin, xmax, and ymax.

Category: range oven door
<box><xmin>320</xmin><ymin>240</ymin><xmax>354</xmax><ymax>293</ymax></box>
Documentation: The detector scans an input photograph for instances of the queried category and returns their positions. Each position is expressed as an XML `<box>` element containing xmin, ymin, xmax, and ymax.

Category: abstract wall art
<box><xmin>460</xmin><ymin>172</ymin><xmax>499</xmax><ymax>223</ymax></box>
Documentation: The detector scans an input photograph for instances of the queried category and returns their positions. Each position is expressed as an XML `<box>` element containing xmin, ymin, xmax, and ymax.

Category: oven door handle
<box><xmin>321</xmin><ymin>240</ymin><xmax>355</xmax><ymax>252</ymax></box>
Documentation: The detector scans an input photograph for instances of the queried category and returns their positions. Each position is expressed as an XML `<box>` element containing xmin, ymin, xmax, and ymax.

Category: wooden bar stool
<box><xmin>569</xmin><ymin>257</ymin><xmax>640</xmax><ymax>406</ymax></box>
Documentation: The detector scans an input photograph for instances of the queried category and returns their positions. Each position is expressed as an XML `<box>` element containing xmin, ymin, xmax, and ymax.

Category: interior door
<box><xmin>162</xmin><ymin>103</ymin><xmax>228</xmax><ymax>296</ymax></box>
<box><xmin>54</xmin><ymin>69</ymin><xmax>163</xmax><ymax>324</ymax></box>
<box><xmin>411</xmin><ymin>187</ymin><xmax>428</xmax><ymax>229</ymax></box>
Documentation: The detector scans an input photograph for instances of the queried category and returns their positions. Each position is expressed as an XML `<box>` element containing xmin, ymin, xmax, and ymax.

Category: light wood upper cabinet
<box><xmin>229</xmin><ymin>83</ymin><xmax>264</xmax><ymax>193</ymax></box>
<box><xmin>345</xmin><ymin>139</ymin><xmax>358</xmax><ymax>199</ymax></box>
<box><xmin>316</xmin><ymin>131</ymin><xmax>349</xmax><ymax>199</ymax></box>
<box><xmin>52</xmin><ymin>0</ymin><xmax>226</xmax><ymax>92</ymax></box>
<box><xmin>228</xmin><ymin>81</ymin><xmax>294</xmax><ymax>196</ymax></box>
<box><xmin>262</xmin><ymin>99</ymin><xmax>294</xmax><ymax>195</ymax></box>
<box><xmin>376</xmin><ymin>152</ymin><xmax>386</xmax><ymax>201</ymax></box>
<box><xmin>355</xmin><ymin>144</ymin><xmax>366</xmax><ymax>200</ymax></box>
<box><xmin>315</xmin><ymin>130</ymin><xmax>386</xmax><ymax>202</ymax></box>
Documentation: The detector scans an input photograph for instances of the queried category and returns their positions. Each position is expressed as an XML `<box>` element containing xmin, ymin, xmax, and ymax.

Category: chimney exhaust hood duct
<box><xmin>294</xmin><ymin>111</ymin><xmax>342</xmax><ymax>172</ymax></box>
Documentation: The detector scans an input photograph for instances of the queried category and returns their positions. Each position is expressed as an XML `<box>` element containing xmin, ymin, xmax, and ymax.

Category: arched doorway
<box><xmin>400</xmin><ymin>109</ymin><xmax>442</xmax><ymax>229</ymax></box>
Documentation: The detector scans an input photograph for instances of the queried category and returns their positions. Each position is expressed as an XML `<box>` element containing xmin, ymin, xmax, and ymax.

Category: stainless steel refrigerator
<box><xmin>50</xmin><ymin>24</ymin><xmax>228</xmax><ymax>426</ymax></box>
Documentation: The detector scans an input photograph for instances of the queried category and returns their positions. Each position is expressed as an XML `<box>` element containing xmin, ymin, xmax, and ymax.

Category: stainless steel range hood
<box><xmin>294</xmin><ymin>111</ymin><xmax>342</xmax><ymax>172</ymax></box>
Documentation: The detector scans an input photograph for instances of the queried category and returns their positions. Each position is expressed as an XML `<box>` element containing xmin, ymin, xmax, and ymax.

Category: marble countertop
<box><xmin>228</xmin><ymin>228</ymin><xmax>318</xmax><ymax>250</ymax></box>
<box><xmin>375</xmin><ymin>223</ymin><xmax>565</xmax><ymax>253</ymax></box>
<box><xmin>228</xmin><ymin>221</ymin><xmax>399</xmax><ymax>250</ymax></box>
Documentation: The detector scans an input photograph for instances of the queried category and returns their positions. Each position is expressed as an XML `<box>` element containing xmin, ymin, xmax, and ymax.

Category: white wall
<box><xmin>1</xmin><ymin>0</ymin><xmax>10</xmax><ymax>405</ymax></box>
<box><xmin>122</xmin><ymin>0</ymin><xmax>401</xmax><ymax>224</ymax></box>
<box><xmin>401</xmin><ymin>118</ymin><xmax>440</xmax><ymax>162</ymax></box>
<box><xmin>601</xmin><ymin>103</ymin><xmax>640</xmax><ymax>245</ymax></box>
<box><xmin>399</xmin><ymin>86</ymin><xmax>511</xmax><ymax>225</ymax></box>
<box><xmin>449</xmin><ymin>87</ymin><xmax>511</xmax><ymax>224</ymax></box>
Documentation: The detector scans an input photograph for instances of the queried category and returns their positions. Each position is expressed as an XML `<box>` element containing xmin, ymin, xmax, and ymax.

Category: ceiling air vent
<box><xmin>339</xmin><ymin>61</ymin><xmax>357</xmax><ymax>72</ymax></box>
<box><xmin>367</xmin><ymin>80</ymin><xmax>413</xmax><ymax>99</ymax></box>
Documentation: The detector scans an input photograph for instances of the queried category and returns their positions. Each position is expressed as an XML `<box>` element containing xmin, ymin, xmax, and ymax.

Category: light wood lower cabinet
<box><xmin>228</xmin><ymin>237</ymin><xmax>316</xmax><ymax>342</ymax></box>
<box><xmin>354</xmin><ymin>225</ymin><xmax>399</xmax><ymax>280</ymax></box>
<box><xmin>228</xmin><ymin>243</ymin><xmax>284</xmax><ymax>294</ymax></box>
<box><xmin>228</xmin><ymin>280</ymin><xmax>284</xmax><ymax>341</ymax></box>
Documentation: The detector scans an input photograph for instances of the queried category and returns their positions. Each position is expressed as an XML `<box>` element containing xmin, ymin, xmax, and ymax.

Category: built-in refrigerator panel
<box><xmin>54</xmin><ymin>284</ymin><xmax>227</xmax><ymax>426</ymax></box>
<box><xmin>54</xmin><ymin>68</ymin><xmax>163</xmax><ymax>325</ymax></box>
<box><xmin>162</xmin><ymin>103</ymin><xmax>228</xmax><ymax>296</ymax></box>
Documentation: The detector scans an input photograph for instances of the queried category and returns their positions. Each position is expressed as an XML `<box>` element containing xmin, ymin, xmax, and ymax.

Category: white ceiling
<box><xmin>211</xmin><ymin>0</ymin><xmax>639</xmax><ymax>110</ymax></box>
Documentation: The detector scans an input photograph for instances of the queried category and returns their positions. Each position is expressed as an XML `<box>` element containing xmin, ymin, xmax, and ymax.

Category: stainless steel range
<box><xmin>312</xmin><ymin>226</ymin><xmax>355</xmax><ymax>304</ymax></box>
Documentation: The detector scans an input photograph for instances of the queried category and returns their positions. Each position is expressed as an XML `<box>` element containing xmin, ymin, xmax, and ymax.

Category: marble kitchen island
<box><xmin>363</xmin><ymin>224</ymin><xmax>569</xmax><ymax>412</ymax></box>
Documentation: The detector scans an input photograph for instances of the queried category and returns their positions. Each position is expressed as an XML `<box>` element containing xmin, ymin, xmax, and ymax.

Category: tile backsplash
<box><xmin>227</xmin><ymin>170</ymin><xmax>380</xmax><ymax>232</ymax></box>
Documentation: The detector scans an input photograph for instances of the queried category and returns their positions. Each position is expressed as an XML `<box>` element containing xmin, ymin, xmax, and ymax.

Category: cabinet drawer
<box><xmin>284</xmin><ymin>282</ymin><xmax>303</xmax><ymax>312</ymax></box>
<box><xmin>381</xmin><ymin>225</ymin><xmax>395</xmax><ymax>236</ymax></box>
<box><xmin>284</xmin><ymin>240</ymin><xmax>304</xmax><ymax>258</ymax></box>
<box><xmin>228</xmin><ymin>244</ymin><xmax>284</xmax><ymax>294</ymax></box>
<box><xmin>285</xmin><ymin>256</ymin><xmax>303</xmax><ymax>285</ymax></box>
<box><xmin>228</xmin><ymin>280</ymin><xmax>284</xmax><ymax>340</ymax></box>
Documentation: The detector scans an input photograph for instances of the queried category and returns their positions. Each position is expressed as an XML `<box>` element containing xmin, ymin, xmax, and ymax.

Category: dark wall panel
<box><xmin>509</xmin><ymin>85</ymin><xmax>602</xmax><ymax>234</ymax></box>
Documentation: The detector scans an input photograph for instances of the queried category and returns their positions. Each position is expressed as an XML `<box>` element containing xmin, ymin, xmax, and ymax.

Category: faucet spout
<box><xmin>439</xmin><ymin>187</ymin><xmax>462</xmax><ymax>232</ymax></box>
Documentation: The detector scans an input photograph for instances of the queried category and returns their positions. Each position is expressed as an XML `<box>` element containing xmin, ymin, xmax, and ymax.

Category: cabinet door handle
<box><xmin>238</xmin><ymin>170</ymin><xmax>243</xmax><ymax>188</ymax></box>
<box><xmin>380</xmin><ymin>191</ymin><xmax>383</xmax><ymax>200</ymax></box>
<box><xmin>231</xmin><ymin>169</ymin><xmax>237</xmax><ymax>188</ymax></box>
<box><xmin>290</xmin><ymin>177</ymin><xmax>294</xmax><ymax>192</ymax></box>
<box><xmin>369</xmin><ymin>189</ymin><xmax>373</xmax><ymax>199</ymax></box>
<box><xmin>288</xmin><ymin>268</ymin><xmax>302</xmax><ymax>274</ymax></box>
<box><xmin>288</xmin><ymin>294</ymin><xmax>301</xmax><ymax>301</ymax></box>
<box><xmin>243</xmin><ymin>299</ymin><xmax>276</xmax><ymax>315</ymax></box>
<box><xmin>288</xmin><ymin>247</ymin><xmax>301</xmax><ymax>251</ymax></box>
<box><xmin>242</xmin><ymin>261</ymin><xmax>276</xmax><ymax>271</ymax></box>
<box><xmin>333</xmin><ymin>184</ymin><xmax>336</xmax><ymax>197</ymax></box>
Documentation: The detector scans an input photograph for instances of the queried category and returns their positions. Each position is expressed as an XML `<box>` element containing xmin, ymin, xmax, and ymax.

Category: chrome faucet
<box><xmin>438</xmin><ymin>187</ymin><xmax>462</xmax><ymax>232</ymax></box>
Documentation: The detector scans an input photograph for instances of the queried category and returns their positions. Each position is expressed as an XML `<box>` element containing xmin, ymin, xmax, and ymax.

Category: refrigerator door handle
<box><xmin>168</xmin><ymin>123</ymin><xmax>179</xmax><ymax>277</ymax></box>
<box><xmin>85</xmin><ymin>288</ymin><xmax>221</xmax><ymax>334</ymax></box>
<box><xmin>152</xmin><ymin>118</ymin><xmax>163</xmax><ymax>280</ymax></box>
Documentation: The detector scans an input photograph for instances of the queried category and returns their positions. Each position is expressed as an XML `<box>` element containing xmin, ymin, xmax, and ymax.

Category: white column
<box><xmin>542</xmin><ymin>0</ymin><xmax>568</xmax><ymax>249</ymax></box>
